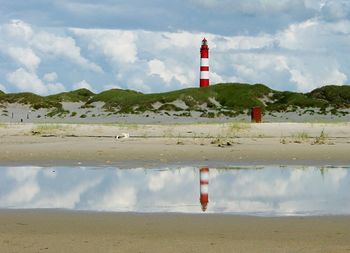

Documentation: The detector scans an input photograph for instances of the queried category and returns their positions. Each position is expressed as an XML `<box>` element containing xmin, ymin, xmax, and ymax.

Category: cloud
<box><xmin>1</xmin><ymin>19</ymin><xmax>33</xmax><ymax>41</ymax></box>
<box><xmin>0</xmin><ymin>83</ymin><xmax>7</xmax><ymax>92</ymax></box>
<box><xmin>73</xmin><ymin>80</ymin><xmax>94</xmax><ymax>91</ymax></box>
<box><xmin>6</xmin><ymin>68</ymin><xmax>68</xmax><ymax>95</ymax></box>
<box><xmin>190</xmin><ymin>0</ymin><xmax>328</xmax><ymax>15</ymax></box>
<box><xmin>1</xmin><ymin>15</ymin><xmax>350</xmax><ymax>94</ymax></box>
<box><xmin>70</xmin><ymin>28</ymin><xmax>138</xmax><ymax>64</ymax></box>
<box><xmin>6</xmin><ymin>47</ymin><xmax>41</xmax><ymax>71</ymax></box>
<box><xmin>287</xmin><ymin>63</ymin><xmax>347</xmax><ymax>91</ymax></box>
<box><xmin>47</xmin><ymin>82</ymin><xmax>67</xmax><ymax>94</ymax></box>
<box><xmin>7</xmin><ymin>68</ymin><xmax>48</xmax><ymax>95</ymax></box>
<box><xmin>43</xmin><ymin>72</ymin><xmax>58</xmax><ymax>82</ymax></box>
<box><xmin>148</xmin><ymin>59</ymin><xmax>190</xmax><ymax>85</ymax></box>
<box><xmin>0</xmin><ymin>20</ymin><xmax>105</xmax><ymax>94</ymax></box>
<box><xmin>1</xmin><ymin>0</ymin><xmax>348</xmax><ymax>37</ymax></box>
<box><xmin>96</xmin><ymin>186</ymin><xmax>137</xmax><ymax>211</ymax></box>
<box><xmin>1</xmin><ymin>167</ymin><xmax>40</xmax><ymax>206</ymax></box>
<box><xmin>31</xmin><ymin>31</ymin><xmax>103</xmax><ymax>73</ymax></box>
<box><xmin>32</xmin><ymin>178</ymin><xmax>102</xmax><ymax>209</ymax></box>
<box><xmin>103</xmin><ymin>84</ymin><xmax>122</xmax><ymax>90</ymax></box>
<box><xmin>321</xmin><ymin>0</ymin><xmax>350</xmax><ymax>20</ymax></box>
<box><xmin>0</xmin><ymin>166</ymin><xmax>348</xmax><ymax>214</ymax></box>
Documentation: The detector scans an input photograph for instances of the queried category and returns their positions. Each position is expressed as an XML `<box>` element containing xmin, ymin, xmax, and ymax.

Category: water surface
<box><xmin>0</xmin><ymin>165</ymin><xmax>349</xmax><ymax>216</ymax></box>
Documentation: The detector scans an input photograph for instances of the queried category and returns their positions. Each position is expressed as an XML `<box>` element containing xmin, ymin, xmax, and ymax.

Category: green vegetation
<box><xmin>309</xmin><ymin>85</ymin><xmax>350</xmax><ymax>108</ymax></box>
<box><xmin>228</xmin><ymin>122</ymin><xmax>250</xmax><ymax>132</ymax></box>
<box><xmin>85</xmin><ymin>83</ymin><xmax>272</xmax><ymax>113</ymax></box>
<box><xmin>0</xmin><ymin>92</ymin><xmax>61</xmax><ymax>109</ymax></box>
<box><xmin>46</xmin><ymin>108</ymin><xmax>70</xmax><ymax>118</ymax></box>
<box><xmin>1</xmin><ymin>83</ymin><xmax>350</xmax><ymax>117</ymax></box>
<box><xmin>47</xmin><ymin>88</ymin><xmax>94</xmax><ymax>102</ymax></box>
<box><xmin>158</xmin><ymin>103</ymin><xmax>183</xmax><ymax>111</ymax></box>
<box><xmin>292</xmin><ymin>131</ymin><xmax>310</xmax><ymax>143</ymax></box>
<box><xmin>174</xmin><ymin>112</ymin><xmax>191</xmax><ymax>117</ymax></box>
<box><xmin>313</xmin><ymin>130</ymin><xmax>328</xmax><ymax>145</ymax></box>
<box><xmin>200</xmin><ymin>111</ymin><xmax>215</xmax><ymax>118</ymax></box>
<box><xmin>225</xmin><ymin>122</ymin><xmax>250</xmax><ymax>137</ymax></box>
<box><xmin>266</xmin><ymin>92</ymin><xmax>326</xmax><ymax>111</ymax></box>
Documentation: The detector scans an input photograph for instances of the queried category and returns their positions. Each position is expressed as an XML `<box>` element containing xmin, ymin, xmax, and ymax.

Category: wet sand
<box><xmin>0</xmin><ymin>122</ymin><xmax>349</xmax><ymax>165</ymax></box>
<box><xmin>0</xmin><ymin>210</ymin><xmax>349</xmax><ymax>253</ymax></box>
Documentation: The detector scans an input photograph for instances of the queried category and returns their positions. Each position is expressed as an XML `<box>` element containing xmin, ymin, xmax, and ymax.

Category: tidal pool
<box><xmin>0</xmin><ymin>165</ymin><xmax>349</xmax><ymax>216</ymax></box>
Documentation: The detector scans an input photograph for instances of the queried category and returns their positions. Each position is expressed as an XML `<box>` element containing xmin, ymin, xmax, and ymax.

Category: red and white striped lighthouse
<box><xmin>200</xmin><ymin>38</ymin><xmax>209</xmax><ymax>87</ymax></box>
<box><xmin>199</xmin><ymin>167</ymin><xmax>209</xmax><ymax>212</ymax></box>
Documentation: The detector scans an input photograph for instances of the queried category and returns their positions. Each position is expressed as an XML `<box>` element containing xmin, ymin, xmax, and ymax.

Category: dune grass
<box><xmin>1</xmin><ymin>83</ymin><xmax>350</xmax><ymax>117</ymax></box>
<box><xmin>31</xmin><ymin>124</ymin><xmax>66</xmax><ymax>135</ymax></box>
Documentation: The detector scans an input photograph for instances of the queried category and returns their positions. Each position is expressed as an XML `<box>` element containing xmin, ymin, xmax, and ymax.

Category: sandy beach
<box><xmin>0</xmin><ymin>210</ymin><xmax>349</xmax><ymax>253</ymax></box>
<box><xmin>1</xmin><ymin>122</ymin><xmax>350</xmax><ymax>252</ymax></box>
<box><xmin>0</xmin><ymin>122</ymin><xmax>349</xmax><ymax>165</ymax></box>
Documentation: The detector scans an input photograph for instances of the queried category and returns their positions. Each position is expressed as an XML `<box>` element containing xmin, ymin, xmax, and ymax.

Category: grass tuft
<box><xmin>313</xmin><ymin>130</ymin><xmax>328</xmax><ymax>145</ymax></box>
<box><xmin>31</xmin><ymin>124</ymin><xmax>65</xmax><ymax>135</ymax></box>
<box><xmin>292</xmin><ymin>131</ymin><xmax>310</xmax><ymax>143</ymax></box>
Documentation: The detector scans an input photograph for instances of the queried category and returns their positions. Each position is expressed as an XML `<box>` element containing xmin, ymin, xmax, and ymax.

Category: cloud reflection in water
<box><xmin>0</xmin><ymin>166</ymin><xmax>349</xmax><ymax>216</ymax></box>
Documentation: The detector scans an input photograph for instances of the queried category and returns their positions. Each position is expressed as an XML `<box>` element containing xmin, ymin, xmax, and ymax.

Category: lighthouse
<box><xmin>200</xmin><ymin>38</ymin><xmax>209</xmax><ymax>87</ymax></box>
<box><xmin>199</xmin><ymin>167</ymin><xmax>209</xmax><ymax>212</ymax></box>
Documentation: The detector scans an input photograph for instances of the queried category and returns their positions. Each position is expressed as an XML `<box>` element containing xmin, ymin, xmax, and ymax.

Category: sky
<box><xmin>0</xmin><ymin>0</ymin><xmax>349</xmax><ymax>95</ymax></box>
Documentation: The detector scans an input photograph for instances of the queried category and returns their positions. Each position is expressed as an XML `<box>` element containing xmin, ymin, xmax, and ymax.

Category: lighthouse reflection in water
<box><xmin>199</xmin><ymin>167</ymin><xmax>209</xmax><ymax>212</ymax></box>
<box><xmin>1</xmin><ymin>165</ymin><xmax>350</xmax><ymax>216</ymax></box>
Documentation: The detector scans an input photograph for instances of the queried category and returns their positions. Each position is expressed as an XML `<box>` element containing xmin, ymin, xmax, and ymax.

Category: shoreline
<box><xmin>2</xmin><ymin>208</ymin><xmax>350</xmax><ymax>217</ymax></box>
<box><xmin>1</xmin><ymin>158</ymin><xmax>350</xmax><ymax>168</ymax></box>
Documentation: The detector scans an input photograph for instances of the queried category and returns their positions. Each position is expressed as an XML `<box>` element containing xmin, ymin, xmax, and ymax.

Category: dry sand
<box><xmin>0</xmin><ymin>210</ymin><xmax>350</xmax><ymax>253</ymax></box>
<box><xmin>0</xmin><ymin>122</ymin><xmax>349</xmax><ymax>165</ymax></box>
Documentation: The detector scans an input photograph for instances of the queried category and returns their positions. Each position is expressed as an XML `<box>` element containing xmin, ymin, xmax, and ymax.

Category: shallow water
<box><xmin>0</xmin><ymin>165</ymin><xmax>349</xmax><ymax>216</ymax></box>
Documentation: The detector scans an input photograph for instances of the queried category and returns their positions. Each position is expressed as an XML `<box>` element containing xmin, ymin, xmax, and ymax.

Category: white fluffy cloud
<box><xmin>73</xmin><ymin>80</ymin><xmax>94</xmax><ymax>91</ymax></box>
<box><xmin>31</xmin><ymin>31</ymin><xmax>102</xmax><ymax>73</ymax></box>
<box><xmin>1</xmin><ymin>167</ymin><xmax>40</xmax><ymax>206</ymax></box>
<box><xmin>1</xmin><ymin>20</ymin><xmax>101</xmax><ymax>74</ymax></box>
<box><xmin>103</xmin><ymin>84</ymin><xmax>122</xmax><ymax>90</ymax></box>
<box><xmin>148</xmin><ymin>59</ymin><xmax>191</xmax><ymax>85</ymax></box>
<box><xmin>71</xmin><ymin>28</ymin><xmax>138</xmax><ymax>65</ymax></box>
<box><xmin>7</xmin><ymin>68</ymin><xmax>48</xmax><ymax>95</ymax></box>
<box><xmin>0</xmin><ymin>16</ymin><xmax>349</xmax><ymax>94</ymax></box>
<box><xmin>6</xmin><ymin>47</ymin><xmax>41</xmax><ymax>71</ymax></box>
<box><xmin>1</xmin><ymin>19</ymin><xmax>33</xmax><ymax>41</ymax></box>
<box><xmin>70</xmin><ymin>19</ymin><xmax>349</xmax><ymax>93</ymax></box>
<box><xmin>46</xmin><ymin>82</ymin><xmax>66</xmax><ymax>94</ymax></box>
